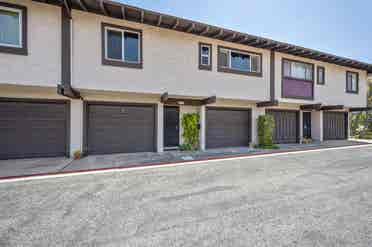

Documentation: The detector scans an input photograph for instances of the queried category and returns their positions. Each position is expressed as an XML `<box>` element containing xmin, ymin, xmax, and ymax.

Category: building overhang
<box><xmin>320</xmin><ymin>105</ymin><xmax>344</xmax><ymax>111</ymax></box>
<box><xmin>33</xmin><ymin>0</ymin><xmax>372</xmax><ymax>73</ymax></box>
<box><xmin>160</xmin><ymin>92</ymin><xmax>216</xmax><ymax>106</ymax></box>
<box><xmin>256</xmin><ymin>100</ymin><xmax>279</xmax><ymax>108</ymax></box>
<box><xmin>300</xmin><ymin>103</ymin><xmax>322</xmax><ymax>111</ymax></box>
<box><xmin>349</xmin><ymin>107</ymin><xmax>372</xmax><ymax>112</ymax></box>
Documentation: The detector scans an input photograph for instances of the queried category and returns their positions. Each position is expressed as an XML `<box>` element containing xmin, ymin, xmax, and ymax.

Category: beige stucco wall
<box><xmin>0</xmin><ymin>84</ymin><xmax>65</xmax><ymax>99</ymax></box>
<box><xmin>275</xmin><ymin>52</ymin><xmax>368</xmax><ymax>108</ymax></box>
<box><xmin>267</xmin><ymin>102</ymin><xmax>301</xmax><ymax>111</ymax></box>
<box><xmin>0</xmin><ymin>1</ymin><xmax>363</xmax><ymax>155</ymax></box>
<box><xmin>71</xmin><ymin>10</ymin><xmax>270</xmax><ymax>102</ymax></box>
<box><xmin>0</xmin><ymin>0</ymin><xmax>61</xmax><ymax>87</ymax></box>
<box><xmin>79</xmin><ymin>89</ymin><xmax>160</xmax><ymax>103</ymax></box>
<box><xmin>1</xmin><ymin>0</ymin><xmax>368</xmax><ymax>109</ymax></box>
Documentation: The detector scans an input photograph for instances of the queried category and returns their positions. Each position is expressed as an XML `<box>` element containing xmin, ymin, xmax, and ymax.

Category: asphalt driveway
<box><xmin>0</xmin><ymin>146</ymin><xmax>372</xmax><ymax>246</ymax></box>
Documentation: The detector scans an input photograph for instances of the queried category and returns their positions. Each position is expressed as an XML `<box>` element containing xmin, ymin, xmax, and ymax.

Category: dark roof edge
<box><xmin>40</xmin><ymin>0</ymin><xmax>372</xmax><ymax>73</ymax></box>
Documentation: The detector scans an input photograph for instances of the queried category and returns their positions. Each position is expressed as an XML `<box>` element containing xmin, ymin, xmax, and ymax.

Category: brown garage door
<box><xmin>86</xmin><ymin>102</ymin><xmax>156</xmax><ymax>155</ymax></box>
<box><xmin>206</xmin><ymin>108</ymin><xmax>251</xmax><ymax>149</ymax></box>
<box><xmin>267</xmin><ymin>110</ymin><xmax>299</xmax><ymax>144</ymax></box>
<box><xmin>0</xmin><ymin>99</ymin><xmax>69</xmax><ymax>159</ymax></box>
<box><xmin>323</xmin><ymin>112</ymin><xmax>347</xmax><ymax>140</ymax></box>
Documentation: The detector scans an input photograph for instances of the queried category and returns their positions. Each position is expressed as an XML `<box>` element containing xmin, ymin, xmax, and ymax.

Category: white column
<box><xmin>70</xmin><ymin>99</ymin><xmax>84</xmax><ymax>157</ymax></box>
<box><xmin>311</xmin><ymin>111</ymin><xmax>323</xmax><ymax>142</ymax></box>
<box><xmin>157</xmin><ymin>103</ymin><xmax>164</xmax><ymax>153</ymax></box>
<box><xmin>251</xmin><ymin>106</ymin><xmax>266</xmax><ymax>146</ymax></box>
<box><xmin>319</xmin><ymin>111</ymin><xmax>324</xmax><ymax>142</ymax></box>
<box><xmin>299</xmin><ymin>110</ymin><xmax>303</xmax><ymax>143</ymax></box>
<box><xmin>200</xmin><ymin>105</ymin><xmax>206</xmax><ymax>150</ymax></box>
<box><xmin>347</xmin><ymin>111</ymin><xmax>351</xmax><ymax>139</ymax></box>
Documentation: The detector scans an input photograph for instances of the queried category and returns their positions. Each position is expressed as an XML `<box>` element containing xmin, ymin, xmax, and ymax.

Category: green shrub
<box><xmin>257</xmin><ymin>115</ymin><xmax>278</xmax><ymax>149</ymax></box>
<box><xmin>181</xmin><ymin>113</ymin><xmax>200</xmax><ymax>151</ymax></box>
<box><xmin>179</xmin><ymin>143</ymin><xmax>193</xmax><ymax>151</ymax></box>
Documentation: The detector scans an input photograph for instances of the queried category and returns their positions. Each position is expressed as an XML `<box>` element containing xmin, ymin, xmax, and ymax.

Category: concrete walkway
<box><xmin>0</xmin><ymin>140</ymin><xmax>369</xmax><ymax>179</ymax></box>
<box><xmin>0</xmin><ymin>157</ymin><xmax>73</xmax><ymax>178</ymax></box>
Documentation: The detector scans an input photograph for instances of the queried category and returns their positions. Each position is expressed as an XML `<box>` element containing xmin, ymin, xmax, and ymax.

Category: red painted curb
<box><xmin>0</xmin><ymin>143</ymin><xmax>369</xmax><ymax>181</ymax></box>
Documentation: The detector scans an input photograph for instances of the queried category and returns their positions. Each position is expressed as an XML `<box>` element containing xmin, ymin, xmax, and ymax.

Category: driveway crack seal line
<box><xmin>0</xmin><ymin>144</ymin><xmax>371</xmax><ymax>184</ymax></box>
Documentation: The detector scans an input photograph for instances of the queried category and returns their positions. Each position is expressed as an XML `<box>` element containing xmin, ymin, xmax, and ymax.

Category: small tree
<box><xmin>181</xmin><ymin>113</ymin><xmax>200</xmax><ymax>151</ymax></box>
<box><xmin>257</xmin><ymin>115</ymin><xmax>277</xmax><ymax>149</ymax></box>
<box><xmin>350</xmin><ymin>84</ymin><xmax>372</xmax><ymax>139</ymax></box>
<box><xmin>351</xmin><ymin>111</ymin><xmax>372</xmax><ymax>138</ymax></box>
<box><xmin>350</xmin><ymin>113</ymin><xmax>366</xmax><ymax>137</ymax></box>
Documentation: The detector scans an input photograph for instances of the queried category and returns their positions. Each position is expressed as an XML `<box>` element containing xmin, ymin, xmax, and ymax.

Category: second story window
<box><xmin>283</xmin><ymin>59</ymin><xmax>313</xmax><ymax>81</ymax></box>
<box><xmin>346</xmin><ymin>71</ymin><xmax>358</xmax><ymax>94</ymax></box>
<box><xmin>102</xmin><ymin>23</ymin><xmax>142</xmax><ymax>68</ymax></box>
<box><xmin>199</xmin><ymin>43</ymin><xmax>212</xmax><ymax>70</ymax></box>
<box><xmin>218</xmin><ymin>46</ymin><xmax>262</xmax><ymax>76</ymax></box>
<box><xmin>317</xmin><ymin>66</ymin><xmax>325</xmax><ymax>85</ymax></box>
<box><xmin>282</xmin><ymin>59</ymin><xmax>314</xmax><ymax>100</ymax></box>
<box><xmin>0</xmin><ymin>2</ymin><xmax>27</xmax><ymax>55</ymax></box>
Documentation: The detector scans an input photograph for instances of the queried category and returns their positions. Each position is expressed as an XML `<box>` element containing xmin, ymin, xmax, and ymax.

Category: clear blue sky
<box><xmin>117</xmin><ymin>0</ymin><xmax>372</xmax><ymax>64</ymax></box>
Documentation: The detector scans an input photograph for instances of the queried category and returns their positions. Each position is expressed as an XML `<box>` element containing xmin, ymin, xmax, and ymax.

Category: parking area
<box><xmin>0</xmin><ymin>145</ymin><xmax>372</xmax><ymax>246</ymax></box>
<box><xmin>0</xmin><ymin>140</ymin><xmax>369</xmax><ymax>179</ymax></box>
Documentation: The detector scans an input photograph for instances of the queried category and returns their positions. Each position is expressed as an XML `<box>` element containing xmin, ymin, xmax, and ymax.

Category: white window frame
<box><xmin>200</xmin><ymin>44</ymin><xmax>211</xmax><ymax>66</ymax></box>
<box><xmin>284</xmin><ymin>59</ymin><xmax>313</xmax><ymax>81</ymax></box>
<box><xmin>0</xmin><ymin>5</ymin><xmax>23</xmax><ymax>48</ymax></box>
<box><xmin>220</xmin><ymin>48</ymin><xmax>261</xmax><ymax>73</ymax></box>
<box><xmin>250</xmin><ymin>54</ymin><xmax>261</xmax><ymax>73</ymax></box>
<box><xmin>104</xmin><ymin>26</ymin><xmax>141</xmax><ymax>64</ymax></box>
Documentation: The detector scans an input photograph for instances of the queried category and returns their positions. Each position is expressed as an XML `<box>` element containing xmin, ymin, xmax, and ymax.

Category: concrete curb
<box><xmin>0</xmin><ymin>143</ymin><xmax>371</xmax><ymax>184</ymax></box>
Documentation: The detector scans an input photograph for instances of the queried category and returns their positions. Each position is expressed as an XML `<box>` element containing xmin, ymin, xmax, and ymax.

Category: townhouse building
<box><xmin>0</xmin><ymin>0</ymin><xmax>371</xmax><ymax>159</ymax></box>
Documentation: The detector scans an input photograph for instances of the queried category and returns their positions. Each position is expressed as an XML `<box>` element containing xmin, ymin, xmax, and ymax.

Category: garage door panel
<box><xmin>0</xmin><ymin>100</ymin><xmax>68</xmax><ymax>159</ymax></box>
<box><xmin>324</xmin><ymin>112</ymin><xmax>346</xmax><ymax>140</ymax></box>
<box><xmin>206</xmin><ymin>108</ymin><xmax>251</xmax><ymax>149</ymax></box>
<box><xmin>87</xmin><ymin>103</ymin><xmax>156</xmax><ymax>155</ymax></box>
<box><xmin>267</xmin><ymin>110</ymin><xmax>298</xmax><ymax>144</ymax></box>
<box><xmin>1</xmin><ymin>102</ymin><xmax>66</xmax><ymax>117</ymax></box>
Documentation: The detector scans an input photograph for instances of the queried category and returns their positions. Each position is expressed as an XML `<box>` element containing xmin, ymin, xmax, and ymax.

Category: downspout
<box><xmin>57</xmin><ymin>0</ymin><xmax>82</xmax><ymax>99</ymax></box>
